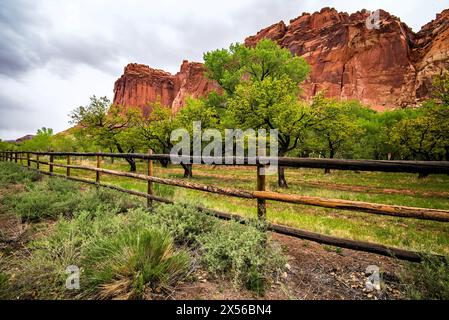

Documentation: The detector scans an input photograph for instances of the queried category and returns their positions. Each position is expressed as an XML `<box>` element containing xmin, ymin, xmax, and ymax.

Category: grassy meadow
<box><xmin>28</xmin><ymin>155</ymin><xmax>449</xmax><ymax>256</ymax></box>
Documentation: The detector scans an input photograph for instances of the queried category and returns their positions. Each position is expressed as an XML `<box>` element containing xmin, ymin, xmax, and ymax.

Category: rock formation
<box><xmin>113</xmin><ymin>61</ymin><xmax>218</xmax><ymax>116</ymax></box>
<box><xmin>113</xmin><ymin>7</ymin><xmax>449</xmax><ymax>112</ymax></box>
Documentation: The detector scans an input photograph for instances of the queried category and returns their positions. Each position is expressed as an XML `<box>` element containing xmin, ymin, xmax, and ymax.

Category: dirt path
<box><xmin>173</xmin><ymin>232</ymin><xmax>405</xmax><ymax>300</ymax></box>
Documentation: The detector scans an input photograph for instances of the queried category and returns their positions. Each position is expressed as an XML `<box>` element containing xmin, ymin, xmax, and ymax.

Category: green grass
<box><xmin>0</xmin><ymin>164</ymin><xmax>286</xmax><ymax>298</ymax></box>
<box><xmin>7</xmin><ymin>158</ymin><xmax>449</xmax><ymax>256</ymax></box>
<box><xmin>82</xmin><ymin>226</ymin><xmax>191</xmax><ymax>299</ymax></box>
<box><xmin>401</xmin><ymin>255</ymin><xmax>449</xmax><ymax>300</ymax></box>
<box><xmin>1</xmin><ymin>206</ymin><xmax>192</xmax><ymax>299</ymax></box>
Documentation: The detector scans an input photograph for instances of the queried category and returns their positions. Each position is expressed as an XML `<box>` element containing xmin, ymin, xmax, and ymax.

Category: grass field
<box><xmin>26</xmin><ymin>155</ymin><xmax>449</xmax><ymax>256</ymax></box>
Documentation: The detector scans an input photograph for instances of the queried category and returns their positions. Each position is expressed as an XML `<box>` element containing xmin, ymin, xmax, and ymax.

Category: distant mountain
<box><xmin>3</xmin><ymin>135</ymin><xmax>35</xmax><ymax>144</ymax></box>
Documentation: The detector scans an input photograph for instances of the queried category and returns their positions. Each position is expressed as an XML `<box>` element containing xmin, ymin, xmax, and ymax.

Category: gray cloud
<box><xmin>0</xmin><ymin>0</ymin><xmax>447</xmax><ymax>140</ymax></box>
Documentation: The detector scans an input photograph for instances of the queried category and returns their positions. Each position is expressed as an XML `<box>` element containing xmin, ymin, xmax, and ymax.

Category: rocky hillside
<box><xmin>113</xmin><ymin>7</ymin><xmax>449</xmax><ymax>112</ymax></box>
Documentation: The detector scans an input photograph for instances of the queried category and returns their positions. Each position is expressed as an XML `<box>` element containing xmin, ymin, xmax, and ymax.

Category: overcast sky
<box><xmin>1</xmin><ymin>0</ymin><xmax>448</xmax><ymax>140</ymax></box>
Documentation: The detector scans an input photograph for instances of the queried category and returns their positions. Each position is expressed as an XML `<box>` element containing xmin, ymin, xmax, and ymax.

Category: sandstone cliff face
<box><xmin>113</xmin><ymin>7</ymin><xmax>449</xmax><ymax>112</ymax></box>
<box><xmin>412</xmin><ymin>9</ymin><xmax>449</xmax><ymax>100</ymax></box>
<box><xmin>245</xmin><ymin>7</ymin><xmax>448</xmax><ymax>109</ymax></box>
<box><xmin>113</xmin><ymin>61</ymin><xmax>218</xmax><ymax>115</ymax></box>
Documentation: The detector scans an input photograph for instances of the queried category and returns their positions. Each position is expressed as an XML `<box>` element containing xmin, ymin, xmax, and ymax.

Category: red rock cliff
<box><xmin>113</xmin><ymin>61</ymin><xmax>218</xmax><ymax>115</ymax></box>
<box><xmin>113</xmin><ymin>7</ymin><xmax>449</xmax><ymax>112</ymax></box>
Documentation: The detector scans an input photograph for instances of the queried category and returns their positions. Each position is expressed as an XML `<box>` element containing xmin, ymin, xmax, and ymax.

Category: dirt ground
<box><xmin>173</xmin><ymin>232</ymin><xmax>405</xmax><ymax>300</ymax></box>
<box><xmin>0</xmin><ymin>183</ymin><xmax>405</xmax><ymax>300</ymax></box>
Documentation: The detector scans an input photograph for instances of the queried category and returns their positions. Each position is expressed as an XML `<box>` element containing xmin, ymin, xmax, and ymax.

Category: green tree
<box><xmin>70</xmin><ymin>96</ymin><xmax>142</xmax><ymax>172</ymax></box>
<box><xmin>204</xmin><ymin>39</ymin><xmax>310</xmax><ymax>96</ymax></box>
<box><xmin>309</xmin><ymin>98</ymin><xmax>364</xmax><ymax>172</ymax></box>
<box><xmin>20</xmin><ymin>127</ymin><xmax>53</xmax><ymax>151</ymax></box>
<box><xmin>204</xmin><ymin>39</ymin><xmax>311</xmax><ymax>187</ymax></box>
<box><xmin>50</xmin><ymin>134</ymin><xmax>78</xmax><ymax>152</ymax></box>
<box><xmin>137</xmin><ymin>98</ymin><xmax>218</xmax><ymax>177</ymax></box>
<box><xmin>137</xmin><ymin>101</ymin><xmax>177</xmax><ymax>167</ymax></box>
<box><xmin>391</xmin><ymin>111</ymin><xmax>446</xmax><ymax>162</ymax></box>
<box><xmin>175</xmin><ymin>97</ymin><xmax>219</xmax><ymax>177</ymax></box>
<box><xmin>391</xmin><ymin>72</ymin><xmax>449</xmax><ymax>165</ymax></box>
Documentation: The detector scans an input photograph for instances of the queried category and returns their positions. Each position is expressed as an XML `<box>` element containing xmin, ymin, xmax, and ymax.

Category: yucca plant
<box><xmin>82</xmin><ymin>228</ymin><xmax>190</xmax><ymax>299</ymax></box>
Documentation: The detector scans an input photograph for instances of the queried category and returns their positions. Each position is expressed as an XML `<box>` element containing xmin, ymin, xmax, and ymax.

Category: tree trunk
<box><xmin>418</xmin><ymin>172</ymin><xmax>429</xmax><ymax>179</ymax></box>
<box><xmin>125</xmin><ymin>157</ymin><xmax>137</xmax><ymax>172</ymax></box>
<box><xmin>181</xmin><ymin>163</ymin><xmax>193</xmax><ymax>178</ymax></box>
<box><xmin>278</xmin><ymin>166</ymin><xmax>288</xmax><ymax>188</ymax></box>
<box><xmin>159</xmin><ymin>159</ymin><xmax>169</xmax><ymax>168</ymax></box>
<box><xmin>115</xmin><ymin>144</ymin><xmax>136</xmax><ymax>172</ymax></box>
<box><xmin>324</xmin><ymin>148</ymin><xmax>334</xmax><ymax>174</ymax></box>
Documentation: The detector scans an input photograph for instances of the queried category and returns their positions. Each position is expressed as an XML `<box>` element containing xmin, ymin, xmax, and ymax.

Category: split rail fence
<box><xmin>2</xmin><ymin>150</ymin><xmax>449</xmax><ymax>262</ymax></box>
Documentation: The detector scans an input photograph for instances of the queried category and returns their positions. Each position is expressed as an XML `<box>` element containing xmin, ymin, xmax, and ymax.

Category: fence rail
<box><xmin>1</xmin><ymin>150</ymin><xmax>449</xmax><ymax>262</ymax></box>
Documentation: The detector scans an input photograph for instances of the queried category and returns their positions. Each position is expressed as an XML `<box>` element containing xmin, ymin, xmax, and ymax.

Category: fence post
<box><xmin>147</xmin><ymin>149</ymin><xmax>154</xmax><ymax>207</ymax></box>
<box><xmin>27</xmin><ymin>152</ymin><xmax>30</xmax><ymax>168</ymax></box>
<box><xmin>36</xmin><ymin>154</ymin><xmax>40</xmax><ymax>170</ymax></box>
<box><xmin>14</xmin><ymin>152</ymin><xmax>18</xmax><ymax>163</ymax></box>
<box><xmin>67</xmin><ymin>155</ymin><xmax>71</xmax><ymax>177</ymax></box>
<box><xmin>256</xmin><ymin>148</ymin><xmax>267</xmax><ymax>223</ymax></box>
<box><xmin>96</xmin><ymin>153</ymin><xmax>101</xmax><ymax>185</ymax></box>
<box><xmin>49</xmin><ymin>151</ymin><xmax>54</xmax><ymax>173</ymax></box>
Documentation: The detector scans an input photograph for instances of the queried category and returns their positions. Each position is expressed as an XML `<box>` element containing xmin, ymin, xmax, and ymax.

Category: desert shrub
<box><xmin>76</xmin><ymin>188</ymin><xmax>144</xmax><ymax>214</ymax></box>
<box><xmin>5</xmin><ymin>186</ymin><xmax>81</xmax><ymax>221</ymax></box>
<box><xmin>3</xmin><ymin>177</ymin><xmax>143</xmax><ymax>221</ymax></box>
<box><xmin>198</xmin><ymin>219</ymin><xmax>286</xmax><ymax>295</ymax></box>
<box><xmin>149</xmin><ymin>203</ymin><xmax>217</xmax><ymax>245</ymax></box>
<box><xmin>82</xmin><ymin>228</ymin><xmax>190</xmax><ymax>299</ymax></box>
<box><xmin>3</xmin><ymin>207</ymin><xmax>126</xmax><ymax>299</ymax></box>
<box><xmin>45</xmin><ymin>177</ymin><xmax>79</xmax><ymax>194</ymax></box>
<box><xmin>5</xmin><ymin>207</ymin><xmax>189</xmax><ymax>299</ymax></box>
<box><xmin>402</xmin><ymin>255</ymin><xmax>449</xmax><ymax>300</ymax></box>
<box><xmin>0</xmin><ymin>162</ymin><xmax>40</xmax><ymax>187</ymax></box>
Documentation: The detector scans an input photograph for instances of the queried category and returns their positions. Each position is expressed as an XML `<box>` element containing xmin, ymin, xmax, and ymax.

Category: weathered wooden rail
<box><xmin>1</xmin><ymin>150</ymin><xmax>449</xmax><ymax>262</ymax></box>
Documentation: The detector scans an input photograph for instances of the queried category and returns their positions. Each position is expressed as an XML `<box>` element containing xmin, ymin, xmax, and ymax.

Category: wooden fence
<box><xmin>1</xmin><ymin>150</ymin><xmax>449</xmax><ymax>262</ymax></box>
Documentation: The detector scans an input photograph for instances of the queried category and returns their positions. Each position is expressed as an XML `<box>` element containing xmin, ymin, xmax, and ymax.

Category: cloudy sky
<box><xmin>1</xmin><ymin>0</ymin><xmax>448</xmax><ymax>140</ymax></box>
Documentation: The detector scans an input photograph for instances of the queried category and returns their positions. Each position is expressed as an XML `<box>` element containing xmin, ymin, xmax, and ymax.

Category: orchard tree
<box><xmin>204</xmin><ymin>39</ymin><xmax>311</xmax><ymax>188</ymax></box>
<box><xmin>137</xmin><ymin>101</ymin><xmax>178</xmax><ymax>167</ymax></box>
<box><xmin>137</xmin><ymin>98</ymin><xmax>218</xmax><ymax>177</ymax></box>
<box><xmin>310</xmin><ymin>98</ymin><xmax>364</xmax><ymax>173</ymax></box>
<box><xmin>174</xmin><ymin>97</ymin><xmax>218</xmax><ymax>177</ymax></box>
<box><xmin>0</xmin><ymin>140</ymin><xmax>15</xmax><ymax>152</ymax></box>
<box><xmin>50</xmin><ymin>134</ymin><xmax>78</xmax><ymax>152</ymax></box>
<box><xmin>392</xmin><ymin>112</ymin><xmax>446</xmax><ymax>162</ymax></box>
<box><xmin>391</xmin><ymin>72</ymin><xmax>449</xmax><ymax>166</ymax></box>
<box><xmin>228</xmin><ymin>77</ymin><xmax>317</xmax><ymax>187</ymax></box>
<box><xmin>204</xmin><ymin>39</ymin><xmax>310</xmax><ymax>96</ymax></box>
<box><xmin>20</xmin><ymin>127</ymin><xmax>53</xmax><ymax>151</ymax></box>
<box><xmin>70</xmin><ymin>96</ymin><xmax>142</xmax><ymax>172</ymax></box>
